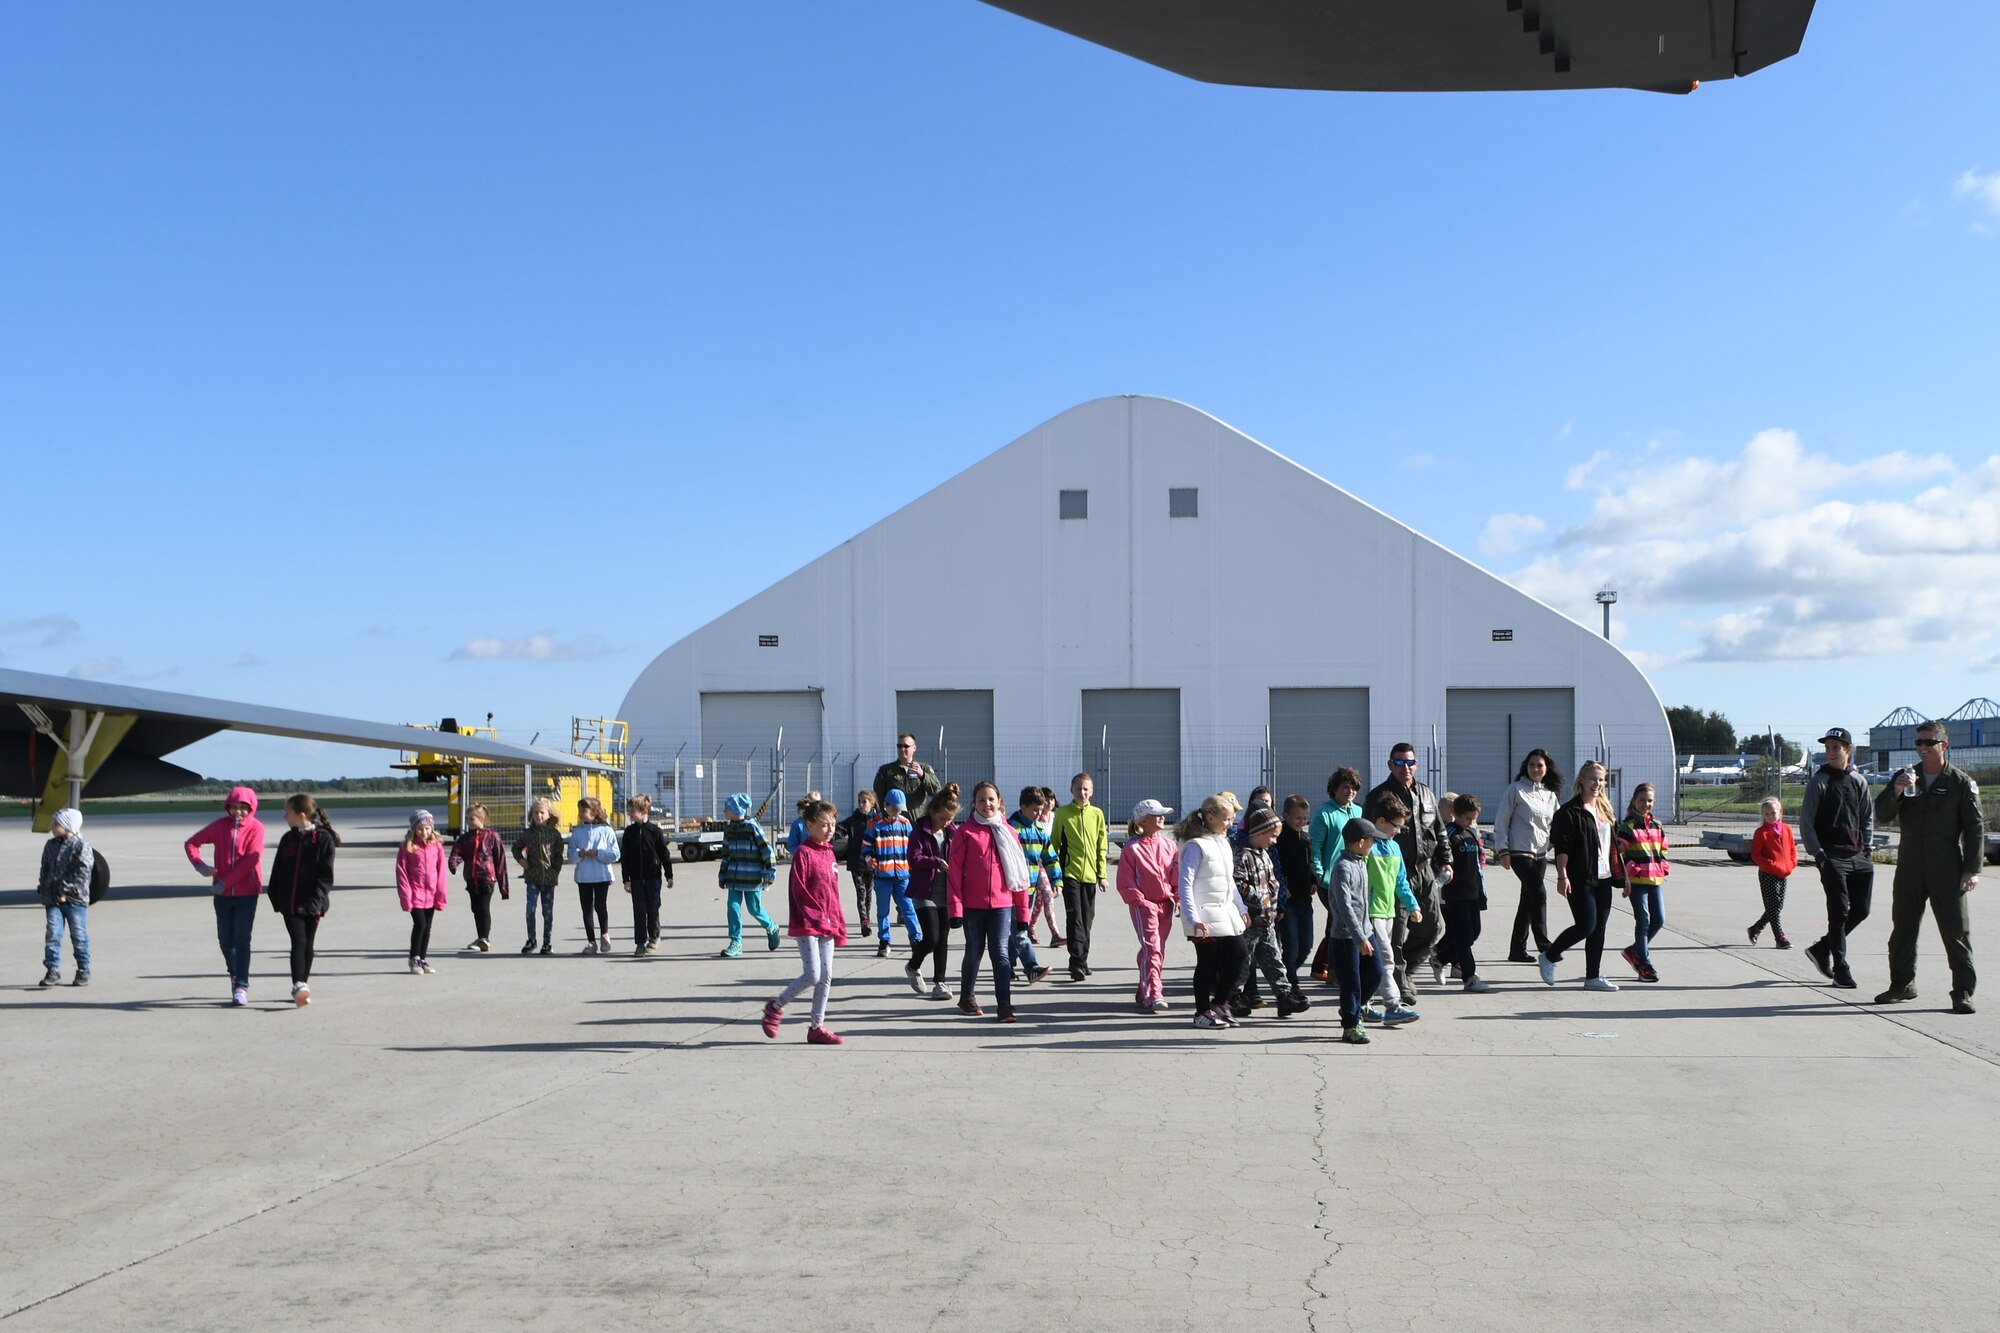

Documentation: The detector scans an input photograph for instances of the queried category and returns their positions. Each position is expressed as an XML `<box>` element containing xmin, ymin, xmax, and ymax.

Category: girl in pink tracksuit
<box><xmin>184</xmin><ymin>786</ymin><xmax>267</xmax><ymax>1007</ymax></box>
<box><xmin>761</xmin><ymin>799</ymin><xmax>848</xmax><ymax>1045</ymax></box>
<box><xmin>397</xmin><ymin>810</ymin><xmax>450</xmax><ymax>974</ymax></box>
<box><xmin>1117</xmin><ymin>799</ymin><xmax>1179</xmax><ymax>1013</ymax></box>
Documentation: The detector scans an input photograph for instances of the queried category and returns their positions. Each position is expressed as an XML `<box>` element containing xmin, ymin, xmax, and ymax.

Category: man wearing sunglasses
<box><xmin>873</xmin><ymin>733</ymin><xmax>943</xmax><ymax>820</ymax></box>
<box><xmin>1873</xmin><ymin>720</ymin><xmax>1984</xmax><ymax>1013</ymax></box>
<box><xmin>1366</xmin><ymin>743</ymin><xmax>1452</xmax><ymax>1003</ymax></box>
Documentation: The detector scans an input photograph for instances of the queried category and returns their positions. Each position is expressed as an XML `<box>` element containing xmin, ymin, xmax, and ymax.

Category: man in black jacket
<box><xmin>1367</xmin><ymin>743</ymin><xmax>1452</xmax><ymax>1003</ymax></box>
<box><xmin>1800</xmin><ymin>727</ymin><xmax>1872</xmax><ymax>990</ymax></box>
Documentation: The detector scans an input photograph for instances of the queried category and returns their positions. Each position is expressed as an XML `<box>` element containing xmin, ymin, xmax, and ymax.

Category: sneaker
<box><xmin>1874</xmin><ymin>985</ymin><xmax>1917</xmax><ymax>1004</ymax></box>
<box><xmin>1463</xmin><ymin>976</ymin><xmax>1494</xmax><ymax>993</ymax></box>
<box><xmin>1621</xmin><ymin>946</ymin><xmax>1644</xmax><ymax>975</ymax></box>
<box><xmin>1194</xmin><ymin>1010</ymin><xmax>1222</xmax><ymax>1029</ymax></box>
<box><xmin>71</xmin><ymin>970</ymin><xmax>89</xmax><ymax>987</ymax></box>
<box><xmin>1537</xmin><ymin>952</ymin><xmax>1558</xmax><ymax>986</ymax></box>
<box><xmin>231</xmin><ymin>986</ymin><xmax>248</xmax><ymax>1007</ymax></box>
<box><xmin>995</xmin><ymin>1010</ymin><xmax>1017</xmax><ymax>1024</ymax></box>
<box><xmin>1229</xmin><ymin>1002</ymin><xmax>1253</xmax><ymax>1020</ymax></box>
<box><xmin>1773</xmin><ymin>934</ymin><xmax>1792</xmax><ymax>951</ymax></box>
<box><xmin>1448</xmin><ymin>964</ymin><xmax>1463</xmax><ymax>981</ymax></box>
<box><xmin>418</xmin><ymin>959</ymin><xmax>434</xmax><ymax>974</ymax></box>
<box><xmin>600</xmin><ymin>937</ymin><xmax>616</xmax><ymax>955</ymax></box>
<box><xmin>1341</xmin><ymin>1026</ymin><xmax>1371</xmax><ymax>1045</ymax></box>
<box><xmin>1069</xmin><ymin>969</ymin><xmax>1087</xmax><ymax>983</ymax></box>
<box><xmin>956</xmin><ymin>997</ymin><xmax>984</xmax><ymax>1017</ymax></box>
<box><xmin>1217</xmin><ymin>1009</ymin><xmax>1241</xmax><ymax>1028</ymax></box>
<box><xmin>1029</xmin><ymin>966</ymin><xmax>1052</xmax><ymax>984</ymax></box>
<box><xmin>1505</xmin><ymin>952</ymin><xmax>1535</xmax><ymax>964</ymax></box>
<box><xmin>39</xmin><ymin>969</ymin><xmax>60</xmax><ymax>987</ymax></box>
<box><xmin>876</xmin><ymin>942</ymin><xmax>890</xmax><ymax>959</ymax></box>
<box><xmin>926</xmin><ymin>983</ymin><xmax>949</xmax><ymax>1001</ymax></box>
<box><xmin>1380</xmin><ymin>1006</ymin><xmax>1421</xmax><ymax>1026</ymax></box>
<box><xmin>1583</xmin><ymin>976</ymin><xmax>1619</xmax><ymax>992</ymax></box>
<box><xmin>539</xmin><ymin>943</ymin><xmax>553</xmax><ymax>956</ymax></box>
<box><xmin>521</xmin><ymin>940</ymin><xmax>537</xmax><ymax>955</ymax></box>
<box><xmin>1289</xmin><ymin>989</ymin><xmax>1311</xmax><ymax>1011</ymax></box>
<box><xmin>720</xmin><ymin>943</ymin><xmax>743</xmax><ymax>959</ymax></box>
<box><xmin>1747</xmin><ymin>925</ymin><xmax>1764</xmax><ymax>947</ymax></box>
<box><xmin>1275</xmin><ymin>992</ymin><xmax>1302</xmax><ymax>1018</ymax></box>
<box><xmin>1361</xmin><ymin>1005</ymin><xmax>1387</xmax><ymax>1024</ymax></box>
<box><xmin>1831</xmin><ymin>967</ymin><xmax>1858</xmax><ymax>990</ymax></box>
<box><xmin>478</xmin><ymin>939</ymin><xmax>492</xmax><ymax>952</ymax></box>
<box><xmin>1430</xmin><ymin>959</ymin><xmax>1445</xmax><ymax>986</ymax></box>
<box><xmin>766</xmin><ymin>927</ymin><xmax>782</xmax><ymax>952</ymax></box>
<box><xmin>408</xmin><ymin>957</ymin><xmax>422</xmax><ymax>974</ymax></box>
<box><xmin>294</xmin><ymin>983</ymin><xmax>310</xmax><ymax>1007</ymax></box>
<box><xmin>583</xmin><ymin>940</ymin><xmax>600</xmax><ymax>955</ymax></box>
<box><xmin>646</xmin><ymin>941</ymin><xmax>660</xmax><ymax>954</ymax></box>
<box><xmin>1050</xmin><ymin>934</ymin><xmax>1066</xmax><ymax>947</ymax></box>
<box><xmin>1149</xmin><ymin>998</ymin><xmax>1170</xmax><ymax>1012</ymax></box>
<box><xmin>1951</xmin><ymin>993</ymin><xmax>1976</xmax><ymax>1015</ymax></box>
<box><xmin>806</xmin><ymin>1025</ymin><xmax>845</xmax><ymax>1045</ymax></box>
<box><xmin>760</xmin><ymin>1000</ymin><xmax>783</xmax><ymax>1038</ymax></box>
<box><xmin>466</xmin><ymin>939</ymin><xmax>482</xmax><ymax>953</ymax></box>
<box><xmin>1639</xmin><ymin>966</ymin><xmax>1660</xmax><ymax>984</ymax></box>
<box><xmin>905</xmin><ymin>963</ymin><xmax>927</xmax><ymax>995</ymax></box>
<box><xmin>634</xmin><ymin>944</ymin><xmax>648</xmax><ymax>957</ymax></box>
<box><xmin>1804</xmin><ymin>941</ymin><xmax>1834</xmax><ymax>978</ymax></box>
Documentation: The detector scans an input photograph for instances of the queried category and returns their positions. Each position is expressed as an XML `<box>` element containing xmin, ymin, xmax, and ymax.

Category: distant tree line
<box><xmin>1668</xmin><ymin>706</ymin><xmax>1802</xmax><ymax>764</ymax></box>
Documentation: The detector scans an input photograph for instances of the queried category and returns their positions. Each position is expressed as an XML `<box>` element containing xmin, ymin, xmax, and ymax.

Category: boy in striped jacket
<box><xmin>1008</xmin><ymin>789</ymin><xmax>1061</xmax><ymax>983</ymax></box>
<box><xmin>864</xmin><ymin>789</ymin><xmax>920</xmax><ymax>959</ymax></box>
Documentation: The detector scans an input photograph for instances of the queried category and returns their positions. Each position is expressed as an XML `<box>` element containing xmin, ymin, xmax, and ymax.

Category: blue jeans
<box><xmin>1629</xmin><ymin>885</ymin><xmax>1664</xmax><ymax>966</ymax></box>
<box><xmin>525</xmin><ymin>881</ymin><xmax>556</xmax><ymax>941</ymax></box>
<box><xmin>213</xmin><ymin>894</ymin><xmax>257</xmax><ymax>986</ymax></box>
<box><xmin>1009</xmin><ymin>922</ymin><xmax>1041</xmax><ymax>976</ymax></box>
<box><xmin>44</xmin><ymin>901</ymin><xmax>90</xmax><ymax>974</ymax></box>
<box><xmin>874</xmin><ymin>874</ymin><xmax>920</xmax><ymax>945</ymax></box>
<box><xmin>1326</xmin><ymin>936</ymin><xmax>1382</xmax><ymax>1030</ymax></box>
<box><xmin>959</xmin><ymin>905</ymin><xmax>1014</xmax><ymax>1010</ymax></box>
<box><xmin>1279</xmin><ymin>898</ymin><xmax>1315</xmax><ymax>989</ymax></box>
<box><xmin>727</xmin><ymin>889</ymin><xmax>776</xmax><ymax>946</ymax></box>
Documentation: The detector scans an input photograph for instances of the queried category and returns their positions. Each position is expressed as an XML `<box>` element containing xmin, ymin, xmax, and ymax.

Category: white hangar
<box><xmin>619</xmin><ymin>397</ymin><xmax>1673</xmax><ymax>824</ymax></box>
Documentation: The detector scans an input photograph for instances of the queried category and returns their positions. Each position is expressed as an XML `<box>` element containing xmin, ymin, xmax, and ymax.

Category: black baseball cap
<box><xmin>1817</xmin><ymin>727</ymin><xmax>1853</xmax><ymax>747</ymax></box>
<box><xmin>1342</xmin><ymin>817</ymin><xmax>1381</xmax><ymax>845</ymax></box>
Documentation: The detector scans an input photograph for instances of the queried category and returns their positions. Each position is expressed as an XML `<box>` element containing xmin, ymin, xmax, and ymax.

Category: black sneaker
<box><xmin>1228</xmin><ymin>1002</ymin><xmax>1254</xmax><ymax>1020</ymax></box>
<box><xmin>1831</xmin><ymin>967</ymin><xmax>1858</xmax><ymax>990</ymax></box>
<box><xmin>1804</xmin><ymin>941</ymin><xmax>1833</xmax><ymax>979</ymax></box>
<box><xmin>38</xmin><ymin>969</ymin><xmax>60</xmax><ymax>987</ymax></box>
<box><xmin>876</xmin><ymin>942</ymin><xmax>889</xmax><ymax>959</ymax></box>
<box><xmin>71</xmin><ymin>971</ymin><xmax>89</xmax><ymax>987</ymax></box>
<box><xmin>521</xmin><ymin>940</ymin><xmax>537</xmax><ymax>955</ymax></box>
<box><xmin>538</xmin><ymin>942</ymin><xmax>553</xmax><ymax>955</ymax></box>
<box><xmin>1952</xmin><ymin>993</ymin><xmax>1976</xmax><ymax>1015</ymax></box>
<box><xmin>1874</xmin><ymin>985</ymin><xmax>1917</xmax><ymax>1004</ymax></box>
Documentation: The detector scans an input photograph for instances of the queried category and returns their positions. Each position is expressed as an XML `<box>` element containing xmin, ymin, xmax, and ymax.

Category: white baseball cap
<box><xmin>1131</xmin><ymin>798</ymin><xmax>1174</xmax><ymax>820</ymax></box>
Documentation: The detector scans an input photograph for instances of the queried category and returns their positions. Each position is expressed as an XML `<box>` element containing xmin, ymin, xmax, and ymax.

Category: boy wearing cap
<box><xmin>1799</xmin><ymin>726</ymin><xmax>1873</xmax><ymax>990</ymax></box>
<box><xmin>864</xmin><ymin>788</ymin><xmax>920</xmax><ymax>960</ymax></box>
<box><xmin>718</xmin><ymin>793</ymin><xmax>779</xmax><ymax>959</ymax></box>
<box><xmin>1232</xmin><ymin>807</ymin><xmax>1304</xmax><ymax>1018</ymax></box>
<box><xmin>1326</xmin><ymin>817</ymin><xmax>1383</xmax><ymax>1043</ymax></box>
<box><xmin>1117</xmin><ymin>798</ymin><xmax>1179</xmax><ymax>1012</ymax></box>
<box><xmin>37</xmin><ymin>808</ymin><xmax>94</xmax><ymax>988</ymax></box>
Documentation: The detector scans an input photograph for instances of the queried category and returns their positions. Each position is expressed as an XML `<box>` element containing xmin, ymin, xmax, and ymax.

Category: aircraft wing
<box><xmin>981</xmin><ymin>0</ymin><xmax>1817</xmax><ymax>93</ymax></box>
<box><xmin>1</xmin><ymin>667</ymin><xmax>615</xmax><ymax>823</ymax></box>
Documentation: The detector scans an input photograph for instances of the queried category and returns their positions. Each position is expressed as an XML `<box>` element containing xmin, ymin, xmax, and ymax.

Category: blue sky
<box><xmin>4</xmin><ymin>1</ymin><xmax>1997</xmax><ymax>777</ymax></box>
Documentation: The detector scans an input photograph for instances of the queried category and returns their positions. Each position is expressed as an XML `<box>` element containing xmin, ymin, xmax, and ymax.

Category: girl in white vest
<box><xmin>1176</xmin><ymin>795</ymin><xmax>1248</xmax><ymax>1030</ymax></box>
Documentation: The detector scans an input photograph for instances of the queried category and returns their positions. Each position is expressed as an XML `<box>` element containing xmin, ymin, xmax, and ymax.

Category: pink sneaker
<box><xmin>806</xmin><ymin>1026</ymin><xmax>844</xmax><ymax>1045</ymax></box>
<box><xmin>760</xmin><ymin>1000</ymin><xmax>783</xmax><ymax>1039</ymax></box>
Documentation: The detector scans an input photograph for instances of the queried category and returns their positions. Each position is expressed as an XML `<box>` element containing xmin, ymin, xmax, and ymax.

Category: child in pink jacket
<box><xmin>396</xmin><ymin>810</ymin><xmax>450</xmax><ymax>974</ymax></box>
<box><xmin>184</xmin><ymin>785</ymin><xmax>266</xmax><ymax>1007</ymax></box>
<box><xmin>946</xmin><ymin>781</ymin><xmax>1031</xmax><ymax>1023</ymax></box>
<box><xmin>762</xmin><ymin>799</ymin><xmax>848</xmax><ymax>1045</ymax></box>
<box><xmin>1117</xmin><ymin>799</ymin><xmax>1179</xmax><ymax>1013</ymax></box>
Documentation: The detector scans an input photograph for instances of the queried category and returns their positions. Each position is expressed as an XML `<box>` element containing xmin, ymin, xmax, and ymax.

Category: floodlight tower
<box><xmin>1595</xmin><ymin>589</ymin><xmax>1618</xmax><ymax>640</ymax></box>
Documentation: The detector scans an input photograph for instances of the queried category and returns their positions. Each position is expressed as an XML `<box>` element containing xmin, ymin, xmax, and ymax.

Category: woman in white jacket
<box><xmin>1176</xmin><ymin>795</ymin><xmax>1248</xmax><ymax>1031</ymax></box>
<box><xmin>1492</xmin><ymin>750</ymin><xmax>1562</xmax><ymax>962</ymax></box>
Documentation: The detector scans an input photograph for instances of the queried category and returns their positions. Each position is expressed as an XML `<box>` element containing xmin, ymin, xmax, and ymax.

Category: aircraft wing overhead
<box><xmin>0</xmin><ymin>667</ymin><xmax>616</xmax><ymax>792</ymax></box>
<box><xmin>981</xmin><ymin>0</ymin><xmax>1817</xmax><ymax>93</ymax></box>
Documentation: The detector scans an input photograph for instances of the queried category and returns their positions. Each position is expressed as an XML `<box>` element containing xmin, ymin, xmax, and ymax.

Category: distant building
<box><xmin>618</xmin><ymin>397</ymin><xmax>1674</xmax><ymax>824</ymax></box>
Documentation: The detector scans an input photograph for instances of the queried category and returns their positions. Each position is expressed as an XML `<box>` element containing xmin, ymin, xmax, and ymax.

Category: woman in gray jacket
<box><xmin>1493</xmin><ymin>749</ymin><xmax>1562</xmax><ymax>962</ymax></box>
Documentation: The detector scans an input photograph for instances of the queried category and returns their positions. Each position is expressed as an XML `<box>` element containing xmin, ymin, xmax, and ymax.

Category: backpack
<box><xmin>89</xmin><ymin>850</ymin><xmax>110</xmax><ymax>904</ymax></box>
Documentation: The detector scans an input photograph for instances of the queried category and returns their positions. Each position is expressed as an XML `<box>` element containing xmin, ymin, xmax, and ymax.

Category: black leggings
<box><xmin>284</xmin><ymin>914</ymin><xmax>320</xmax><ymax>983</ymax></box>
<box><xmin>1508</xmin><ymin>856</ymin><xmax>1552</xmax><ymax>955</ymax></box>
<box><xmin>909</xmin><ymin>902</ymin><xmax>952</xmax><ymax>983</ymax></box>
<box><xmin>1192</xmin><ymin>935</ymin><xmax>1248</xmax><ymax>1012</ymax></box>
<box><xmin>469</xmin><ymin>884</ymin><xmax>495</xmax><ymax>942</ymax></box>
<box><xmin>1752</xmin><ymin>873</ymin><xmax>1788</xmax><ymax>936</ymax></box>
<box><xmin>1547</xmin><ymin>878</ymin><xmax>1614</xmax><ymax>978</ymax></box>
<box><xmin>578</xmin><ymin>882</ymin><xmax>610</xmax><ymax>939</ymax></box>
<box><xmin>409</xmin><ymin>907</ymin><xmax>435</xmax><ymax>959</ymax></box>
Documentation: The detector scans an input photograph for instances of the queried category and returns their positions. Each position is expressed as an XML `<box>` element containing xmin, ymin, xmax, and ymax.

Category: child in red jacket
<box><xmin>185</xmin><ymin>786</ymin><xmax>267</xmax><ymax>1008</ymax></box>
<box><xmin>762</xmin><ymin>800</ymin><xmax>848</xmax><ymax>1045</ymax></box>
<box><xmin>1747</xmin><ymin>796</ymin><xmax>1799</xmax><ymax>949</ymax></box>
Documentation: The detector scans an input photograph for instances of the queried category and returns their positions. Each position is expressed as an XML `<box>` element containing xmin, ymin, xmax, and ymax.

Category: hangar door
<box><xmin>1270</xmin><ymin>688</ymin><xmax>1370</xmax><ymax>805</ymax></box>
<box><xmin>1445</xmin><ymin>688</ymin><xmax>1574</xmax><ymax>819</ymax></box>
<box><xmin>896</xmin><ymin>690</ymin><xmax>995</xmax><ymax>792</ymax></box>
<box><xmin>699</xmin><ymin>690</ymin><xmax>824</xmax><ymax>815</ymax></box>
<box><xmin>1082</xmin><ymin>689</ymin><xmax>1180</xmax><ymax>821</ymax></box>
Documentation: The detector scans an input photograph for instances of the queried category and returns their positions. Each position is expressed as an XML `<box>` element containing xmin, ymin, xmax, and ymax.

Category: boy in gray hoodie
<box><xmin>38</xmin><ymin>807</ymin><xmax>94</xmax><ymax>987</ymax></box>
<box><xmin>1325</xmin><ymin>817</ymin><xmax>1381</xmax><ymax>1044</ymax></box>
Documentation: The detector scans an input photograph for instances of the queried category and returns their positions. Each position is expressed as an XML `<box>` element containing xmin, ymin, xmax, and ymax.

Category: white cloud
<box><xmin>1478</xmin><ymin>512</ymin><xmax>1548</xmax><ymax>557</ymax></box>
<box><xmin>1557</xmin><ymin>420</ymin><xmax>1574</xmax><ymax>441</ymax></box>
<box><xmin>1499</xmin><ymin>434</ymin><xmax>2000</xmax><ymax>664</ymax></box>
<box><xmin>1562</xmin><ymin>450</ymin><xmax>1610</xmax><ymax>491</ymax></box>
<box><xmin>448</xmin><ymin>633</ymin><xmax>616</xmax><ymax>663</ymax></box>
<box><xmin>1</xmin><ymin>614</ymin><xmax>81</xmax><ymax>656</ymax></box>
<box><xmin>1953</xmin><ymin>168</ymin><xmax>2000</xmax><ymax>219</ymax></box>
<box><xmin>67</xmin><ymin>656</ymin><xmax>122</xmax><ymax>679</ymax></box>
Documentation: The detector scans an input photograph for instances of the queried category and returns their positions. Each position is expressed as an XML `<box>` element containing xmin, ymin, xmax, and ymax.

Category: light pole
<box><xmin>1595</xmin><ymin>589</ymin><xmax>1618</xmax><ymax>640</ymax></box>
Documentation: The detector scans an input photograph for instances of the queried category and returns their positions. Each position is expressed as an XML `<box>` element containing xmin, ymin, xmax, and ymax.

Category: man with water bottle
<box><xmin>1873</xmin><ymin>719</ymin><xmax>1984</xmax><ymax>1013</ymax></box>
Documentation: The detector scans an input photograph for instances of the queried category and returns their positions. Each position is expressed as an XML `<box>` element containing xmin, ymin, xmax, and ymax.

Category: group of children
<box><xmin>41</xmin><ymin>762</ymin><xmax>1806</xmax><ymax>1045</ymax></box>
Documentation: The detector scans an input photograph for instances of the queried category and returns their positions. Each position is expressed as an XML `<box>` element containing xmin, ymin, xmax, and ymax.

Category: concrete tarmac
<box><xmin>2</xmin><ymin>808</ymin><xmax>1995</xmax><ymax>1330</ymax></box>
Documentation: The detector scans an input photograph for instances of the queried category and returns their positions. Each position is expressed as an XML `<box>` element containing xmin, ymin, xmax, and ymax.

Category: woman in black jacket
<box><xmin>1540</xmin><ymin>761</ymin><xmax>1620</xmax><ymax>992</ymax></box>
<box><xmin>268</xmin><ymin>794</ymin><xmax>339</xmax><ymax>1007</ymax></box>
